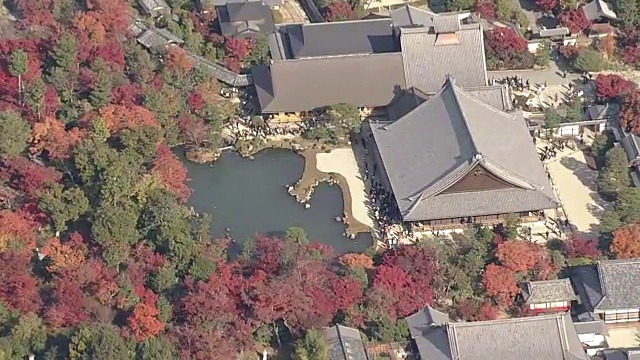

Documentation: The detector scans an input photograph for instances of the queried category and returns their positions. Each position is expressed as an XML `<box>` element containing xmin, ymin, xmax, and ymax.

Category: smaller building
<box><xmin>216</xmin><ymin>0</ymin><xmax>276</xmax><ymax>38</ymax></box>
<box><xmin>522</xmin><ymin>278</ymin><xmax>577</xmax><ymax>313</ymax></box>
<box><xmin>324</xmin><ymin>324</ymin><xmax>369</xmax><ymax>360</ymax></box>
<box><xmin>571</xmin><ymin>259</ymin><xmax>640</xmax><ymax>324</ymax></box>
<box><xmin>199</xmin><ymin>0</ymin><xmax>284</xmax><ymax>12</ymax></box>
<box><xmin>573</xmin><ymin>320</ymin><xmax>608</xmax><ymax>356</ymax></box>
<box><xmin>582</xmin><ymin>0</ymin><xmax>617</xmax><ymax>22</ymax></box>
<box><xmin>136</xmin><ymin>28</ymin><xmax>184</xmax><ymax>50</ymax></box>
<box><xmin>137</xmin><ymin>0</ymin><xmax>170</xmax><ymax>14</ymax></box>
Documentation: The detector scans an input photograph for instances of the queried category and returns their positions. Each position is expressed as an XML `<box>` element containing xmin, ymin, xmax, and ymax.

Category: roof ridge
<box><xmin>303</xmin><ymin>18</ymin><xmax>392</xmax><ymax>27</ymax></box>
<box><xmin>529</xmin><ymin>278</ymin><xmax>572</xmax><ymax>284</ymax></box>
<box><xmin>276</xmin><ymin>51</ymin><xmax>402</xmax><ymax>63</ymax></box>
<box><xmin>449</xmin><ymin>312</ymin><xmax>567</xmax><ymax>327</ymax></box>
<box><xmin>448</xmin><ymin>77</ymin><xmax>480</xmax><ymax>156</ymax></box>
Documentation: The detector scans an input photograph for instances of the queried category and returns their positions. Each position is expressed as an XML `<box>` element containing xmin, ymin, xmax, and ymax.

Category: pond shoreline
<box><xmin>180</xmin><ymin>137</ymin><xmax>375</xmax><ymax>242</ymax></box>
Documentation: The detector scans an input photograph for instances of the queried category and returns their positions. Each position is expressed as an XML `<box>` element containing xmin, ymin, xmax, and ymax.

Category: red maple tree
<box><xmin>128</xmin><ymin>298</ymin><xmax>165</xmax><ymax>341</ymax></box>
<box><xmin>564</xmin><ymin>236</ymin><xmax>601</xmax><ymax>259</ymax></box>
<box><xmin>0</xmin><ymin>156</ymin><xmax>62</xmax><ymax>200</ymax></box>
<box><xmin>495</xmin><ymin>240</ymin><xmax>538</xmax><ymax>272</ymax></box>
<box><xmin>558</xmin><ymin>9</ymin><xmax>590</xmax><ymax>34</ymax></box>
<box><xmin>482</xmin><ymin>264</ymin><xmax>519</xmax><ymax>306</ymax></box>
<box><xmin>324</xmin><ymin>1</ymin><xmax>357</xmax><ymax>22</ymax></box>
<box><xmin>474</xmin><ymin>0</ymin><xmax>496</xmax><ymax>19</ymax></box>
<box><xmin>620</xmin><ymin>91</ymin><xmax>640</xmax><ymax>134</ymax></box>
<box><xmin>535</xmin><ymin>0</ymin><xmax>557</xmax><ymax>12</ymax></box>
<box><xmin>453</xmin><ymin>299</ymin><xmax>500</xmax><ymax>321</ymax></box>
<box><xmin>485</xmin><ymin>27</ymin><xmax>528</xmax><ymax>54</ymax></box>
<box><xmin>0</xmin><ymin>250</ymin><xmax>42</xmax><ymax>314</ymax></box>
<box><xmin>31</xmin><ymin>117</ymin><xmax>83</xmax><ymax>159</ymax></box>
<box><xmin>595</xmin><ymin>74</ymin><xmax>637</xmax><ymax>101</ymax></box>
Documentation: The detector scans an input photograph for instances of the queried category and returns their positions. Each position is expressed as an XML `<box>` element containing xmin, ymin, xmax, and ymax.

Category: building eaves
<box><xmin>324</xmin><ymin>325</ymin><xmax>368</xmax><ymax>360</ymax></box>
<box><xmin>582</xmin><ymin>0</ymin><xmax>617</xmax><ymax>21</ymax></box>
<box><xmin>523</xmin><ymin>278</ymin><xmax>578</xmax><ymax>304</ymax></box>
<box><xmin>446</xmin><ymin>312</ymin><xmax>588</xmax><ymax>360</ymax></box>
<box><xmin>594</xmin><ymin>259</ymin><xmax>640</xmax><ymax>311</ymax></box>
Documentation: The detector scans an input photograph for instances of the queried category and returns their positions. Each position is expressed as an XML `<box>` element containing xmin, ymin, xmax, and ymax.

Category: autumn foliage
<box><xmin>535</xmin><ymin>0</ymin><xmax>557</xmax><ymax>12</ymax></box>
<box><xmin>611</xmin><ymin>223</ymin><xmax>640</xmax><ymax>259</ymax></box>
<box><xmin>324</xmin><ymin>1</ymin><xmax>358</xmax><ymax>22</ymax></box>
<box><xmin>483</xmin><ymin>264</ymin><xmax>520</xmax><ymax>306</ymax></box>
<box><xmin>595</xmin><ymin>74</ymin><xmax>637</xmax><ymax>101</ymax></box>
<box><xmin>620</xmin><ymin>91</ymin><xmax>640</xmax><ymax>134</ymax></box>
<box><xmin>339</xmin><ymin>252</ymin><xmax>374</xmax><ymax>269</ymax></box>
<box><xmin>128</xmin><ymin>298</ymin><xmax>165</xmax><ymax>341</ymax></box>
<box><xmin>31</xmin><ymin>117</ymin><xmax>83</xmax><ymax>159</ymax></box>
<box><xmin>558</xmin><ymin>9</ymin><xmax>590</xmax><ymax>34</ymax></box>
<box><xmin>152</xmin><ymin>144</ymin><xmax>191</xmax><ymax>201</ymax></box>
<box><xmin>41</xmin><ymin>237</ymin><xmax>85</xmax><ymax>273</ymax></box>
<box><xmin>97</xmin><ymin>104</ymin><xmax>160</xmax><ymax>134</ymax></box>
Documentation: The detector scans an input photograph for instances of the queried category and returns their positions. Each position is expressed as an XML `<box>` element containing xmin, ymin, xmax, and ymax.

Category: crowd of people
<box><xmin>491</xmin><ymin>76</ymin><xmax>531</xmax><ymax>91</ymax></box>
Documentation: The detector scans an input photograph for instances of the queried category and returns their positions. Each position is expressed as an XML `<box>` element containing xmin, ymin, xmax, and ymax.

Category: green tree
<box><xmin>24</xmin><ymin>77</ymin><xmax>46</xmax><ymax>120</ymax></box>
<box><xmin>136</xmin><ymin>336</ymin><xmax>177</xmax><ymax>360</ymax></box>
<box><xmin>285</xmin><ymin>227</ymin><xmax>309</xmax><ymax>245</ymax></box>
<box><xmin>368</xmin><ymin>317</ymin><xmax>409</xmax><ymax>342</ymax></box>
<box><xmin>615</xmin><ymin>0</ymin><xmax>640</xmax><ymax>29</ymax></box>
<box><xmin>51</xmin><ymin>33</ymin><xmax>78</xmax><ymax>70</ymax></box>
<box><xmin>573</xmin><ymin>49</ymin><xmax>605</xmax><ymax>72</ymax></box>
<box><xmin>329</xmin><ymin>103</ymin><xmax>362</xmax><ymax>132</ymax></box>
<box><xmin>495</xmin><ymin>0</ymin><xmax>513</xmax><ymax>21</ymax></box>
<box><xmin>3</xmin><ymin>313</ymin><xmax>48</xmax><ymax>359</ymax></box>
<box><xmin>597</xmin><ymin>147</ymin><xmax>630</xmax><ymax>201</ymax></box>
<box><xmin>0</xmin><ymin>110</ymin><xmax>31</xmax><ymax>156</ymax></box>
<box><xmin>9</xmin><ymin>49</ymin><xmax>28</xmax><ymax>105</ymax></box>
<box><xmin>543</xmin><ymin>108</ymin><xmax>562</xmax><ymax>138</ymax></box>
<box><xmin>39</xmin><ymin>184</ymin><xmax>90</xmax><ymax>233</ymax></box>
<box><xmin>534</xmin><ymin>41</ymin><xmax>551</xmax><ymax>67</ymax></box>
<box><xmin>564</xmin><ymin>99</ymin><xmax>583</xmax><ymax>123</ymax></box>
<box><xmin>89</xmin><ymin>68</ymin><xmax>114</xmax><ymax>108</ymax></box>
<box><xmin>293</xmin><ymin>329</ymin><xmax>329</xmax><ymax>360</ymax></box>
<box><xmin>444</xmin><ymin>0</ymin><xmax>474</xmax><ymax>10</ymax></box>
<box><xmin>244</xmin><ymin>35</ymin><xmax>271</xmax><ymax>66</ymax></box>
<box><xmin>149</xmin><ymin>263</ymin><xmax>178</xmax><ymax>293</ymax></box>
<box><xmin>69</xmin><ymin>325</ymin><xmax>133</xmax><ymax>360</ymax></box>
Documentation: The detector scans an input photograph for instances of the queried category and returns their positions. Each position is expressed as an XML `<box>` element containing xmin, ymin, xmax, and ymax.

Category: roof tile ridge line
<box><xmin>556</xmin><ymin>315</ymin><xmax>570</xmax><ymax>357</ymax></box>
<box><xmin>406</xmin><ymin>5</ymin><xmax>415</xmax><ymax>26</ymax></box>
<box><xmin>478</xmin><ymin>27</ymin><xmax>489</xmax><ymax>88</ymax></box>
<box><xmin>304</xmin><ymin>18</ymin><xmax>391</xmax><ymax>26</ymax></box>
<box><xmin>383</xmin><ymin>80</ymin><xmax>451</xmax><ymax>131</ymax></box>
<box><xmin>446</xmin><ymin>322</ymin><xmax>461</xmax><ymax>360</ymax></box>
<box><xmin>335</xmin><ymin>325</ymin><xmax>349</xmax><ymax>360</ymax></box>
<box><xmin>451</xmin><ymin>312</ymin><xmax>561</xmax><ymax>326</ymax></box>
<box><xmin>593</xmin><ymin>261</ymin><xmax>607</xmax><ymax>310</ymax></box>
<box><xmin>454</xmin><ymin>81</ymin><xmax>515</xmax><ymax>118</ymax></box>
<box><xmin>449</xmin><ymin>79</ymin><xmax>480</xmax><ymax>156</ymax></box>
<box><xmin>282</xmin><ymin>52</ymin><xmax>400</xmax><ymax>63</ymax></box>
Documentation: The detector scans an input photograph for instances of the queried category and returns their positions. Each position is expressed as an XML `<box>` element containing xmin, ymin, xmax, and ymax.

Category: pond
<box><xmin>180</xmin><ymin>148</ymin><xmax>374</xmax><ymax>255</ymax></box>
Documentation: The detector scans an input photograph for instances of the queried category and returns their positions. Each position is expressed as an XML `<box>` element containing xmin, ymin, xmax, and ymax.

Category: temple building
<box><xmin>369</xmin><ymin>77</ymin><xmax>558</xmax><ymax>234</ymax></box>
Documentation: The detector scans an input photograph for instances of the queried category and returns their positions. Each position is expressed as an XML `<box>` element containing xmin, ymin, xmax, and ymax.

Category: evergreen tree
<box><xmin>0</xmin><ymin>110</ymin><xmax>31</xmax><ymax>156</ymax></box>
<box><xmin>9</xmin><ymin>49</ymin><xmax>28</xmax><ymax>104</ymax></box>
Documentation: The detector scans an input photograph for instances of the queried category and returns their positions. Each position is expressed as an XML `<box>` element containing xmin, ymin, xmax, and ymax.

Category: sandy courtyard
<box><xmin>316</xmin><ymin>148</ymin><xmax>374</xmax><ymax>228</ymax></box>
<box><xmin>545</xmin><ymin>149</ymin><xmax>607</xmax><ymax>236</ymax></box>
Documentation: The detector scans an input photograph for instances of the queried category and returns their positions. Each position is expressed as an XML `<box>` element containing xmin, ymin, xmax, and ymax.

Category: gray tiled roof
<box><xmin>434</xmin><ymin>15</ymin><xmax>461</xmax><ymax>33</ymax></box>
<box><xmin>595</xmin><ymin>259</ymin><xmax>640</xmax><ymax>311</ymax></box>
<box><xmin>252</xmin><ymin>53</ymin><xmax>406</xmax><ymax>113</ymax></box>
<box><xmin>582</xmin><ymin>0</ymin><xmax>617</xmax><ymax>21</ymax></box>
<box><xmin>138</xmin><ymin>0</ymin><xmax>169</xmax><ymax>13</ymax></box>
<box><xmin>407</xmin><ymin>306</ymin><xmax>454</xmax><ymax>360</ymax></box>
<box><xmin>539</xmin><ymin>27</ymin><xmax>570</xmax><ymax>37</ymax></box>
<box><xmin>390</xmin><ymin>5</ymin><xmax>439</xmax><ymax>27</ymax></box>
<box><xmin>200</xmin><ymin>0</ymin><xmax>284</xmax><ymax>8</ymax></box>
<box><xmin>186</xmin><ymin>52</ymin><xmax>252</xmax><ymax>86</ymax></box>
<box><xmin>573</xmin><ymin>320</ymin><xmax>607</xmax><ymax>336</ymax></box>
<box><xmin>400</xmin><ymin>24</ymin><xmax>487</xmax><ymax>93</ymax></box>
<box><xmin>604</xmin><ymin>348</ymin><xmax>640</xmax><ymax>360</ymax></box>
<box><xmin>217</xmin><ymin>1</ymin><xmax>275</xmax><ymax>37</ymax></box>
<box><xmin>286</xmin><ymin>19</ymin><xmax>397</xmax><ymax>59</ymax></box>
<box><xmin>370</xmin><ymin>78</ymin><xmax>557</xmax><ymax>222</ymax></box>
<box><xmin>522</xmin><ymin>278</ymin><xmax>577</xmax><ymax>304</ymax></box>
<box><xmin>620</xmin><ymin>133</ymin><xmax>640</xmax><ymax>162</ymax></box>
<box><xmin>386</xmin><ymin>87</ymin><xmax>430</xmax><ymax>121</ymax></box>
<box><xmin>463</xmin><ymin>84</ymin><xmax>512</xmax><ymax>111</ymax></box>
<box><xmin>324</xmin><ymin>325</ymin><xmax>368</xmax><ymax>360</ymax></box>
<box><xmin>136</xmin><ymin>28</ymin><xmax>184</xmax><ymax>49</ymax></box>
<box><xmin>446</xmin><ymin>313</ymin><xmax>588</xmax><ymax>360</ymax></box>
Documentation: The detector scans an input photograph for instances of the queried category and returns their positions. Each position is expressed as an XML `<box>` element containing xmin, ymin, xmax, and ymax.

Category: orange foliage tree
<box><xmin>31</xmin><ymin>117</ymin><xmax>82</xmax><ymax>159</ymax></box>
<box><xmin>482</xmin><ymin>264</ymin><xmax>520</xmax><ymax>306</ymax></box>
<box><xmin>127</xmin><ymin>299</ymin><xmax>165</xmax><ymax>341</ymax></box>
<box><xmin>339</xmin><ymin>253</ymin><xmax>374</xmax><ymax>269</ymax></box>
<box><xmin>495</xmin><ymin>240</ymin><xmax>539</xmax><ymax>272</ymax></box>
<box><xmin>41</xmin><ymin>237</ymin><xmax>85</xmax><ymax>273</ymax></box>
<box><xmin>164</xmin><ymin>46</ymin><xmax>195</xmax><ymax>74</ymax></box>
<box><xmin>0</xmin><ymin>210</ymin><xmax>37</xmax><ymax>252</ymax></box>
<box><xmin>152</xmin><ymin>144</ymin><xmax>190</xmax><ymax>201</ymax></box>
<box><xmin>611</xmin><ymin>223</ymin><xmax>640</xmax><ymax>259</ymax></box>
<box><xmin>97</xmin><ymin>104</ymin><xmax>160</xmax><ymax>134</ymax></box>
<box><xmin>74</xmin><ymin>13</ymin><xmax>107</xmax><ymax>47</ymax></box>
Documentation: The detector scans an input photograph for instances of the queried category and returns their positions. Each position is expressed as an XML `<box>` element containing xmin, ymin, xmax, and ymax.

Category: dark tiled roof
<box><xmin>620</xmin><ymin>133</ymin><xmax>640</xmax><ymax>162</ymax></box>
<box><xmin>370</xmin><ymin>78</ymin><xmax>557</xmax><ymax>222</ymax></box>
<box><xmin>252</xmin><ymin>53</ymin><xmax>406</xmax><ymax>113</ymax></box>
<box><xmin>587</xmin><ymin>103</ymin><xmax>619</xmax><ymax>121</ymax></box>
<box><xmin>582</xmin><ymin>0</ymin><xmax>617</xmax><ymax>21</ymax></box>
<box><xmin>324</xmin><ymin>325</ymin><xmax>368</xmax><ymax>360</ymax></box>
<box><xmin>446</xmin><ymin>313</ymin><xmax>588</xmax><ymax>360</ymax></box>
<box><xmin>463</xmin><ymin>84</ymin><xmax>512</xmax><ymax>112</ymax></box>
<box><xmin>570</xmin><ymin>265</ymin><xmax>604</xmax><ymax>317</ymax></box>
<box><xmin>201</xmin><ymin>0</ymin><xmax>284</xmax><ymax>8</ymax></box>
<box><xmin>390</xmin><ymin>5</ymin><xmax>439</xmax><ymax>27</ymax></box>
<box><xmin>386</xmin><ymin>87</ymin><xmax>430</xmax><ymax>121</ymax></box>
<box><xmin>286</xmin><ymin>19</ymin><xmax>397</xmax><ymax>59</ymax></box>
<box><xmin>434</xmin><ymin>15</ymin><xmax>461</xmax><ymax>33</ymax></box>
<box><xmin>523</xmin><ymin>279</ymin><xmax>577</xmax><ymax>304</ymax></box>
<box><xmin>217</xmin><ymin>2</ymin><xmax>275</xmax><ymax>37</ymax></box>
<box><xmin>186</xmin><ymin>52</ymin><xmax>251</xmax><ymax>86</ymax></box>
<box><xmin>400</xmin><ymin>23</ymin><xmax>487</xmax><ymax>93</ymax></box>
<box><xmin>595</xmin><ymin>259</ymin><xmax>640</xmax><ymax>311</ymax></box>
<box><xmin>604</xmin><ymin>348</ymin><xmax>640</xmax><ymax>360</ymax></box>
